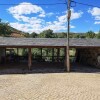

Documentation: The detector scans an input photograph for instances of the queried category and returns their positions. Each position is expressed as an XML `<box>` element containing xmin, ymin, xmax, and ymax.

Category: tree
<box><xmin>79</xmin><ymin>35</ymin><xmax>86</xmax><ymax>38</ymax></box>
<box><xmin>72</xmin><ymin>34</ymin><xmax>80</xmax><ymax>38</ymax></box>
<box><xmin>30</xmin><ymin>32</ymin><xmax>38</xmax><ymax>38</ymax></box>
<box><xmin>0</xmin><ymin>21</ymin><xmax>12</xmax><ymax>36</ymax></box>
<box><xmin>97</xmin><ymin>31</ymin><xmax>100</xmax><ymax>39</ymax></box>
<box><xmin>86</xmin><ymin>31</ymin><xmax>95</xmax><ymax>38</ymax></box>
<box><xmin>39</xmin><ymin>29</ymin><xmax>54</xmax><ymax>38</ymax></box>
<box><xmin>57</xmin><ymin>32</ymin><xmax>67</xmax><ymax>38</ymax></box>
<box><xmin>24</xmin><ymin>33</ymin><xmax>30</xmax><ymax>37</ymax></box>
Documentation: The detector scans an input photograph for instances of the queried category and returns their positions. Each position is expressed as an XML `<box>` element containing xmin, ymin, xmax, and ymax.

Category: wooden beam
<box><xmin>28</xmin><ymin>48</ymin><xmax>32</xmax><ymax>70</ymax></box>
<box><xmin>0</xmin><ymin>45</ymin><xmax>100</xmax><ymax>49</ymax></box>
<box><xmin>57</xmin><ymin>48</ymin><xmax>60</xmax><ymax>62</ymax></box>
<box><xmin>0</xmin><ymin>46</ymin><xmax>66</xmax><ymax>48</ymax></box>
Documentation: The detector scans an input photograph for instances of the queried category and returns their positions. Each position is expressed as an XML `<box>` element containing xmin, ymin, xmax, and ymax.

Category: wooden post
<box><xmin>65</xmin><ymin>46</ymin><xmax>70</xmax><ymax>72</ymax></box>
<box><xmin>57</xmin><ymin>48</ymin><xmax>60</xmax><ymax>62</ymax></box>
<box><xmin>52</xmin><ymin>48</ymin><xmax>54</xmax><ymax>62</ymax></box>
<box><xmin>28</xmin><ymin>48</ymin><xmax>32</xmax><ymax>70</ymax></box>
<box><xmin>66</xmin><ymin>0</ymin><xmax>71</xmax><ymax>72</ymax></box>
<box><xmin>64</xmin><ymin>47</ymin><xmax>66</xmax><ymax>66</ymax></box>
<box><xmin>17</xmin><ymin>48</ymin><xmax>19</xmax><ymax>56</ymax></box>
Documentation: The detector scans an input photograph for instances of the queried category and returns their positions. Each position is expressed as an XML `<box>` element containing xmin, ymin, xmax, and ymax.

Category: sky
<box><xmin>0</xmin><ymin>0</ymin><xmax>100</xmax><ymax>33</ymax></box>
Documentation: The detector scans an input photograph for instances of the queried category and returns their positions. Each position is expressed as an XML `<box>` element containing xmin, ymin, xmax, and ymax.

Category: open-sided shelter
<box><xmin>0</xmin><ymin>37</ymin><xmax>100</xmax><ymax>71</ymax></box>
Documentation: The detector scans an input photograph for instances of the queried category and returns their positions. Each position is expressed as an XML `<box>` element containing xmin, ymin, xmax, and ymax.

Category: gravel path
<box><xmin>0</xmin><ymin>72</ymin><xmax>100</xmax><ymax>100</ymax></box>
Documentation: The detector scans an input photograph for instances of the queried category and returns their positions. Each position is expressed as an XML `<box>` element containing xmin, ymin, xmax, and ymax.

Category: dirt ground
<box><xmin>0</xmin><ymin>63</ymin><xmax>100</xmax><ymax>100</ymax></box>
<box><xmin>0</xmin><ymin>73</ymin><xmax>100</xmax><ymax>100</ymax></box>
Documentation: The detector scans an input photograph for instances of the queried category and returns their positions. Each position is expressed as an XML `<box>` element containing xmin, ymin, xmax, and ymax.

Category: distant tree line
<box><xmin>25</xmin><ymin>29</ymin><xmax>100</xmax><ymax>39</ymax></box>
<box><xmin>0</xmin><ymin>19</ymin><xmax>100</xmax><ymax>39</ymax></box>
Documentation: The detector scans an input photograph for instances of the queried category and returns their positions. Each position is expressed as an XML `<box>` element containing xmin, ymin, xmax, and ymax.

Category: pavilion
<box><xmin>0</xmin><ymin>37</ymin><xmax>100</xmax><ymax>71</ymax></box>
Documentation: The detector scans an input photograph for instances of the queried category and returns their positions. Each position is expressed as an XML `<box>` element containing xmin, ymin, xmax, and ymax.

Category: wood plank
<box><xmin>0</xmin><ymin>46</ymin><xmax>66</xmax><ymax>48</ymax></box>
<box><xmin>0</xmin><ymin>45</ymin><xmax>100</xmax><ymax>49</ymax></box>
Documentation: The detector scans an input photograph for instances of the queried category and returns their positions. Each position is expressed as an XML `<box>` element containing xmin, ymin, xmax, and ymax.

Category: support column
<box><xmin>57</xmin><ymin>48</ymin><xmax>60</xmax><ymax>62</ymax></box>
<box><xmin>28</xmin><ymin>48</ymin><xmax>32</xmax><ymax>70</ymax></box>
<box><xmin>52</xmin><ymin>48</ymin><xmax>54</xmax><ymax>62</ymax></box>
<box><xmin>17</xmin><ymin>48</ymin><xmax>19</xmax><ymax>55</ymax></box>
<box><xmin>65</xmin><ymin>46</ymin><xmax>70</xmax><ymax>72</ymax></box>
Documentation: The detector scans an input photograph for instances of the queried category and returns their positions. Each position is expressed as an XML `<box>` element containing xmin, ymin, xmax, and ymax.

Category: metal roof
<box><xmin>0</xmin><ymin>37</ymin><xmax>100</xmax><ymax>48</ymax></box>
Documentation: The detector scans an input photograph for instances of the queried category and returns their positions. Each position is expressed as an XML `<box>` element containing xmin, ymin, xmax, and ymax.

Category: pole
<box><xmin>66</xmin><ymin>0</ymin><xmax>71</xmax><ymax>72</ymax></box>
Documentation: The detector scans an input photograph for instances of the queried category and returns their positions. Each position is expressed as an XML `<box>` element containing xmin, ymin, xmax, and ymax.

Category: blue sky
<box><xmin>0</xmin><ymin>0</ymin><xmax>100</xmax><ymax>33</ymax></box>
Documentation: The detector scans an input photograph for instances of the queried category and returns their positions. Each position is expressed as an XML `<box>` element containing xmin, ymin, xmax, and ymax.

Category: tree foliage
<box><xmin>86</xmin><ymin>31</ymin><xmax>95</xmax><ymax>38</ymax></box>
<box><xmin>0</xmin><ymin>21</ymin><xmax>12</xmax><ymax>36</ymax></box>
<box><xmin>30</xmin><ymin>32</ymin><xmax>38</xmax><ymax>38</ymax></box>
<box><xmin>39</xmin><ymin>29</ymin><xmax>54</xmax><ymax>38</ymax></box>
<box><xmin>97</xmin><ymin>31</ymin><xmax>100</xmax><ymax>39</ymax></box>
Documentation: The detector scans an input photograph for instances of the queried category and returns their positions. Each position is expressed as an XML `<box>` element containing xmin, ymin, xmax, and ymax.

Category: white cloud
<box><xmin>8</xmin><ymin>2</ymin><xmax>46</xmax><ymax>17</ymax></box>
<box><xmin>46</xmin><ymin>12</ymin><xmax>54</xmax><ymax>17</ymax></box>
<box><xmin>58</xmin><ymin>8</ymin><xmax>83</xmax><ymax>23</ymax></box>
<box><xmin>88</xmin><ymin>7</ymin><xmax>100</xmax><ymax>16</ymax></box>
<box><xmin>94</xmin><ymin>21</ymin><xmax>100</xmax><ymax>24</ymax></box>
<box><xmin>70</xmin><ymin>25</ymin><xmax>75</xmax><ymax>28</ymax></box>
<box><xmin>8</xmin><ymin>3</ymin><xmax>82</xmax><ymax>33</ymax></box>
<box><xmin>95</xmin><ymin>16</ymin><xmax>100</xmax><ymax>20</ymax></box>
<box><xmin>71</xmin><ymin>9</ymin><xmax>83</xmax><ymax>20</ymax></box>
<box><xmin>88</xmin><ymin>7</ymin><xmax>100</xmax><ymax>24</ymax></box>
<box><xmin>10</xmin><ymin>22</ymin><xmax>42</xmax><ymax>33</ymax></box>
<box><xmin>38</xmin><ymin>13</ymin><xmax>45</xmax><ymax>17</ymax></box>
<box><xmin>58</xmin><ymin>15</ymin><xmax>66</xmax><ymax>23</ymax></box>
<box><xmin>13</xmin><ymin>15</ymin><xmax>43</xmax><ymax>24</ymax></box>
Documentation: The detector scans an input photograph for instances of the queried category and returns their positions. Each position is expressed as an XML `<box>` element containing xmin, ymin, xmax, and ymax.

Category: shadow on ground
<box><xmin>71</xmin><ymin>63</ymin><xmax>100</xmax><ymax>74</ymax></box>
<box><xmin>0</xmin><ymin>62</ymin><xmax>100</xmax><ymax>75</ymax></box>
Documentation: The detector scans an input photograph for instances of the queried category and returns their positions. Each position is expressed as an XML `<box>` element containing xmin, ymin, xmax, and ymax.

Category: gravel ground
<box><xmin>0</xmin><ymin>64</ymin><xmax>100</xmax><ymax>100</ymax></box>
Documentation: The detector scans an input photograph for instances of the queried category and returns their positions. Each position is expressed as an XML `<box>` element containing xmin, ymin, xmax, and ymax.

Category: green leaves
<box><xmin>39</xmin><ymin>29</ymin><xmax>54</xmax><ymax>38</ymax></box>
<box><xmin>0</xmin><ymin>21</ymin><xmax>11</xmax><ymax>36</ymax></box>
<box><xmin>97</xmin><ymin>31</ymin><xmax>100</xmax><ymax>39</ymax></box>
<box><xmin>86</xmin><ymin>31</ymin><xmax>95</xmax><ymax>38</ymax></box>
